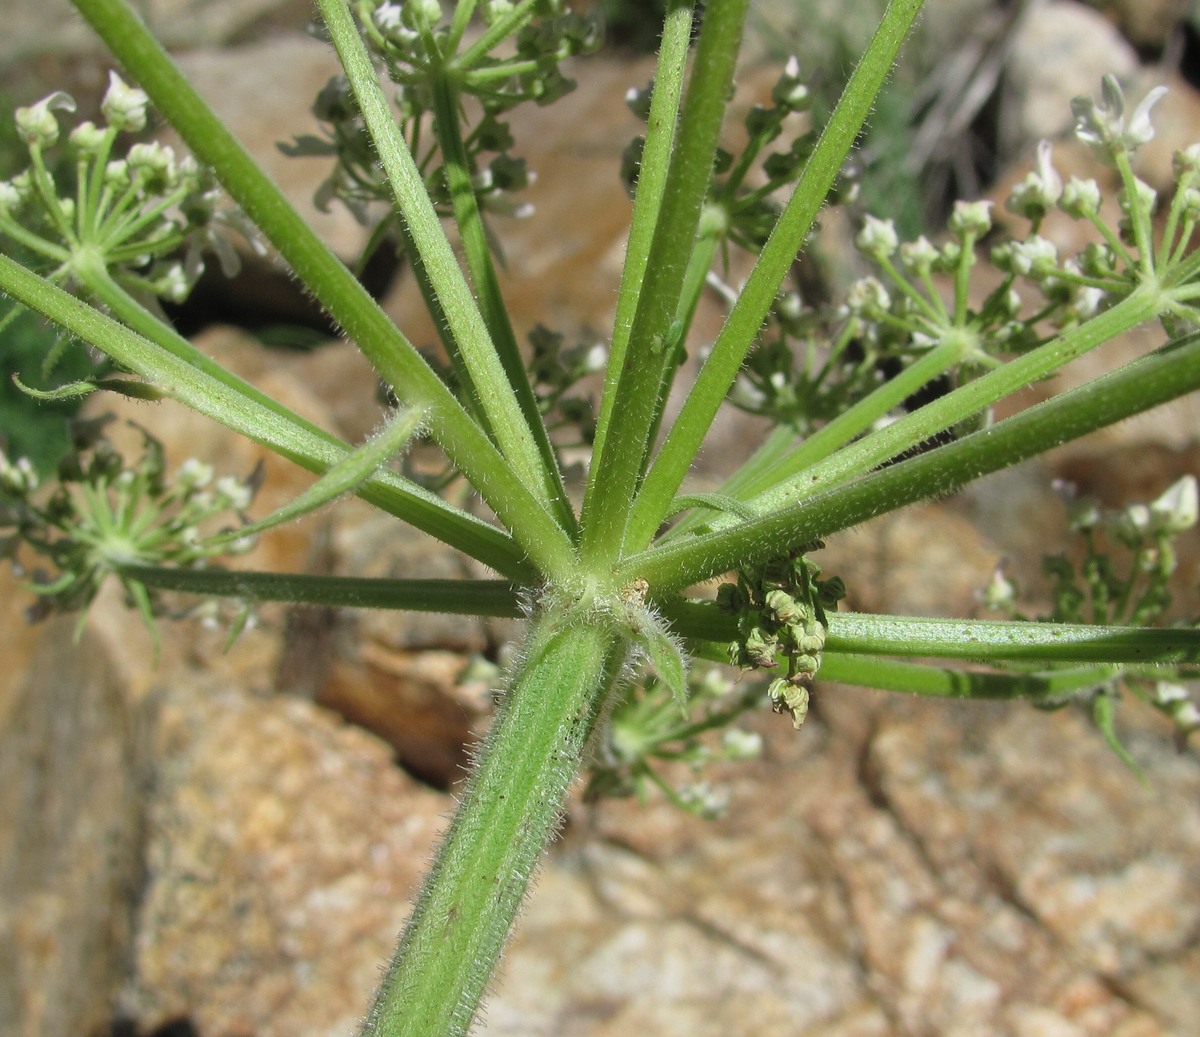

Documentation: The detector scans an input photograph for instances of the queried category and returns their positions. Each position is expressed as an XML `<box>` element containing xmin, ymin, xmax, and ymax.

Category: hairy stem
<box><xmin>361</xmin><ymin>613</ymin><xmax>625</xmax><ymax>1037</ymax></box>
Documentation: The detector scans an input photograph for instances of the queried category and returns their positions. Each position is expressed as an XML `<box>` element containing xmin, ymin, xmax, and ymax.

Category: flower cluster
<box><xmin>0</xmin><ymin>420</ymin><xmax>259</xmax><ymax>642</ymax></box>
<box><xmin>286</xmin><ymin>0</ymin><xmax>600</xmax><ymax>232</ymax></box>
<box><xmin>717</xmin><ymin>548</ymin><xmax>845</xmax><ymax>729</ymax></box>
<box><xmin>585</xmin><ymin>665</ymin><xmax>765</xmax><ymax>819</ymax></box>
<box><xmin>622</xmin><ymin>55</ymin><xmax>823</xmax><ymax>252</ymax></box>
<box><xmin>0</xmin><ymin>73</ymin><xmax>254</xmax><ymax>306</ymax></box>
<box><xmin>731</xmin><ymin>75</ymin><xmax>1200</xmax><ymax>434</ymax></box>
<box><xmin>526</xmin><ymin>323</ymin><xmax>605</xmax><ymax>448</ymax></box>
<box><xmin>983</xmin><ymin>474</ymin><xmax>1199</xmax><ymax>747</ymax></box>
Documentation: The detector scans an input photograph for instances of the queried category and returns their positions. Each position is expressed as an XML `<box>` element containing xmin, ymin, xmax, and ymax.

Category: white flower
<box><xmin>1073</xmin><ymin>75</ymin><xmax>1168</xmax><ymax>155</ymax></box>
<box><xmin>215</xmin><ymin>475</ymin><xmax>253</xmax><ymax>511</ymax></box>
<box><xmin>721</xmin><ymin>728</ymin><xmax>763</xmax><ymax>760</ymax></box>
<box><xmin>1006</xmin><ymin>141</ymin><xmax>1062</xmax><ymax>220</ymax></box>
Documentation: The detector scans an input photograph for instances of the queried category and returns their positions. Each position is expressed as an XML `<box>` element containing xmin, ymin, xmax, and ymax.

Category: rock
<box><xmin>1004</xmin><ymin>0</ymin><xmax>1140</xmax><ymax>149</ymax></box>
<box><xmin>476</xmin><ymin>682</ymin><xmax>1198</xmax><ymax>1036</ymax></box>
<box><xmin>171</xmin><ymin>35</ymin><xmax>367</xmax><ymax>262</ymax></box>
<box><xmin>0</xmin><ymin>573</ymin><xmax>146</xmax><ymax>1037</ymax></box>
<box><xmin>3</xmin><ymin>0</ymin><xmax>314</xmax><ymax>62</ymax></box>
<box><xmin>119</xmin><ymin>674</ymin><xmax>448</xmax><ymax>1037</ymax></box>
<box><xmin>1081</xmin><ymin>0</ymin><xmax>1187</xmax><ymax>51</ymax></box>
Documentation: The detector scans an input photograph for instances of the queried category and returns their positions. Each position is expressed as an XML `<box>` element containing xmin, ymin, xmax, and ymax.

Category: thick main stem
<box><xmin>361</xmin><ymin>613</ymin><xmax>626</xmax><ymax>1037</ymax></box>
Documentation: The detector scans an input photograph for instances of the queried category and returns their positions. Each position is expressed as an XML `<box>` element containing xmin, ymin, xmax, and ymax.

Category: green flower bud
<box><xmin>100</xmin><ymin>71</ymin><xmax>149</xmax><ymax>133</ymax></box>
<box><xmin>900</xmin><ymin>235</ymin><xmax>939</xmax><ymax>274</ymax></box>
<box><xmin>765</xmin><ymin>587</ymin><xmax>804</xmax><ymax>623</ymax></box>
<box><xmin>480</xmin><ymin>0</ymin><xmax>515</xmax><ymax>24</ymax></box>
<box><xmin>402</xmin><ymin>0</ymin><xmax>442</xmax><ymax>31</ymax></box>
<box><xmin>69</xmin><ymin>120</ymin><xmax>108</xmax><ymax>155</ymax></box>
<box><xmin>772</xmin><ymin>56</ymin><xmax>810</xmax><ymax>112</ymax></box>
<box><xmin>768</xmin><ymin>678</ymin><xmax>810</xmax><ymax>729</ymax></box>
<box><xmin>15</xmin><ymin>90</ymin><xmax>76</xmax><ymax>148</ymax></box>
<box><xmin>855</xmin><ymin>214</ymin><xmax>899</xmax><ymax>259</ymax></box>
<box><xmin>0</xmin><ymin>179</ymin><xmax>24</xmax><ymax>216</ymax></box>
<box><xmin>1006</xmin><ymin>141</ymin><xmax>1061</xmax><ymax>222</ymax></box>
<box><xmin>949</xmin><ymin>199</ymin><xmax>995</xmax><ymax>239</ymax></box>
<box><xmin>1060</xmin><ymin>176</ymin><xmax>1101</xmax><ymax>219</ymax></box>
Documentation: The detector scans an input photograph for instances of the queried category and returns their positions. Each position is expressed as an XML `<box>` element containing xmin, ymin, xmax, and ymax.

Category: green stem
<box><xmin>739</xmin><ymin>286</ymin><xmax>1164</xmax><ymax>524</ymax></box>
<box><xmin>588</xmin><ymin>1</ymin><xmax>693</xmax><ymax>472</ymax></box>
<box><xmin>317</xmin><ymin>0</ymin><xmax>568</xmax><ymax>524</ymax></box>
<box><xmin>429</xmin><ymin>72</ymin><xmax>575</xmax><ymax>534</ymax></box>
<box><xmin>825</xmin><ymin>613</ymin><xmax>1200</xmax><ymax>664</ymax></box>
<box><xmin>580</xmin><ymin>0</ymin><xmax>749</xmax><ymax>565</ymax></box>
<box><xmin>621</xmin><ymin>330</ymin><xmax>1200</xmax><ymax>592</ymax></box>
<box><xmin>667</xmin><ymin>601</ymin><xmax>1200</xmax><ymax>665</ymax></box>
<box><xmin>68</xmin><ymin>0</ymin><xmax>575</xmax><ymax>580</ymax></box>
<box><xmin>624</xmin><ymin>0</ymin><xmax>927</xmax><ymax>552</ymax></box>
<box><xmin>666</xmin><ymin>336</ymin><xmax>963</xmax><ymax>540</ymax></box>
<box><xmin>818</xmin><ymin>654</ymin><xmax>1123</xmax><ymax>700</ymax></box>
<box><xmin>122</xmin><ymin>564</ymin><xmax>523</xmax><ymax>616</ymax></box>
<box><xmin>0</xmin><ymin>252</ymin><xmax>535</xmax><ymax>581</ymax></box>
<box><xmin>361</xmin><ymin>615</ymin><xmax>625</xmax><ymax>1037</ymax></box>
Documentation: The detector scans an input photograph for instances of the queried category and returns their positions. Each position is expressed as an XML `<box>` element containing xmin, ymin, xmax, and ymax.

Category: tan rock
<box><xmin>121</xmin><ymin>675</ymin><xmax>448</xmax><ymax>1037</ymax></box>
<box><xmin>0</xmin><ymin>580</ymin><xmax>145</xmax><ymax>1037</ymax></box>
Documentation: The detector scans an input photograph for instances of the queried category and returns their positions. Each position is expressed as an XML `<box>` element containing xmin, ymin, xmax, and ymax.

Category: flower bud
<box><xmin>855</xmin><ymin>214</ymin><xmax>899</xmax><ymax>259</ymax></box>
<box><xmin>1149</xmin><ymin>475</ymin><xmax>1198</xmax><ymax>534</ymax></box>
<box><xmin>480</xmin><ymin>0</ymin><xmax>514</xmax><ymax>24</ymax></box>
<box><xmin>981</xmin><ymin>563</ymin><xmax>1017</xmax><ymax>611</ymax></box>
<box><xmin>949</xmin><ymin>199</ymin><xmax>994</xmax><ymax>239</ymax></box>
<box><xmin>401</xmin><ymin>0</ymin><xmax>442</xmax><ymax>31</ymax></box>
<box><xmin>0</xmin><ymin>179</ymin><xmax>24</xmax><ymax>216</ymax></box>
<box><xmin>772</xmin><ymin>56</ymin><xmax>810</xmax><ymax>111</ymax></box>
<box><xmin>15</xmin><ymin>91</ymin><xmax>76</xmax><ymax>148</ymax></box>
<box><xmin>1006</xmin><ymin>141</ymin><xmax>1061</xmax><ymax>222</ymax></box>
<box><xmin>215</xmin><ymin>475</ymin><xmax>253</xmax><ymax>511</ymax></box>
<box><xmin>100</xmin><ymin>71</ymin><xmax>149</xmax><ymax>133</ymax></box>
<box><xmin>845</xmin><ymin>275</ymin><xmax>891</xmax><ymax>316</ymax></box>
<box><xmin>899</xmin><ymin>235</ymin><xmax>938</xmax><ymax>274</ymax></box>
<box><xmin>1173</xmin><ymin>143</ymin><xmax>1200</xmax><ymax>180</ymax></box>
<box><xmin>68</xmin><ymin>120</ymin><xmax>108</xmax><ymax>156</ymax></box>
<box><xmin>1060</xmin><ymin>176</ymin><xmax>1101</xmax><ymax>219</ymax></box>
<box><xmin>1008</xmin><ymin>235</ymin><xmax>1059</xmax><ymax>278</ymax></box>
<box><xmin>1118</xmin><ymin>176</ymin><xmax>1157</xmax><ymax>219</ymax></box>
<box><xmin>721</xmin><ymin>728</ymin><xmax>763</xmax><ymax>760</ymax></box>
<box><xmin>0</xmin><ymin>452</ymin><xmax>38</xmax><ymax>495</ymax></box>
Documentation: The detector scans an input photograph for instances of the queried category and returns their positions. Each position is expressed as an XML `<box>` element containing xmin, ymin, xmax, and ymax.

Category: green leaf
<box><xmin>205</xmin><ymin>406</ymin><xmax>428</xmax><ymax>545</ymax></box>
<box><xmin>13</xmin><ymin>373</ymin><xmax>164</xmax><ymax>401</ymax></box>
<box><xmin>666</xmin><ymin>492</ymin><xmax>759</xmax><ymax>523</ymax></box>
<box><xmin>633</xmin><ymin>609</ymin><xmax>689</xmax><ymax>715</ymax></box>
<box><xmin>1092</xmin><ymin>690</ymin><xmax>1148</xmax><ymax>784</ymax></box>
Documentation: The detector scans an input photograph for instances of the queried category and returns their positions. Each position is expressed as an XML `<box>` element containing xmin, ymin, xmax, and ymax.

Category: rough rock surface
<box><xmin>119</xmin><ymin>676</ymin><xmax>447</xmax><ymax>1037</ymax></box>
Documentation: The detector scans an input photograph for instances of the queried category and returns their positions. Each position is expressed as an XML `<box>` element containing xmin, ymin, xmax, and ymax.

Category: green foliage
<box><xmin>0</xmin><ymin>301</ymin><xmax>102</xmax><ymax>474</ymax></box>
<box><xmin>984</xmin><ymin>474</ymin><xmax>1200</xmax><ymax>756</ymax></box>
